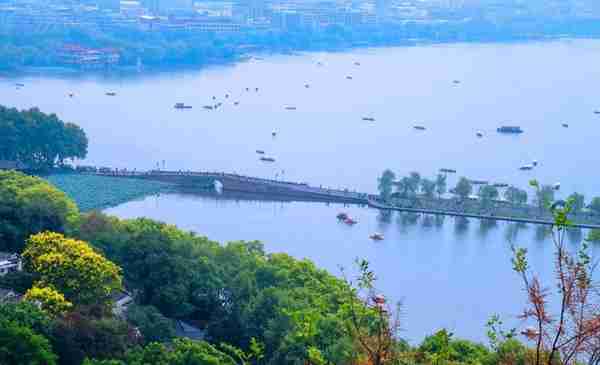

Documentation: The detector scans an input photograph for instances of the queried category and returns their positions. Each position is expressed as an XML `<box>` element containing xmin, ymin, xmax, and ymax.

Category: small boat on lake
<box><xmin>272</xmin><ymin>131</ymin><xmax>277</xmax><ymax>137</ymax></box>
<box><xmin>440</xmin><ymin>168</ymin><xmax>457</xmax><ymax>174</ymax></box>
<box><xmin>260</xmin><ymin>157</ymin><xmax>275</xmax><ymax>162</ymax></box>
<box><xmin>362</xmin><ymin>117</ymin><xmax>375</xmax><ymax>122</ymax></box>
<box><xmin>532</xmin><ymin>160</ymin><xmax>538</xmax><ymax>167</ymax></box>
<box><xmin>336</xmin><ymin>212</ymin><xmax>349</xmax><ymax>221</ymax></box>
<box><xmin>553</xmin><ymin>182</ymin><xmax>561</xmax><ymax>190</ymax></box>
<box><xmin>497</xmin><ymin>126</ymin><xmax>523</xmax><ymax>134</ymax></box>
<box><xmin>476</xmin><ymin>131</ymin><xmax>484</xmax><ymax>137</ymax></box>
<box><xmin>519</xmin><ymin>164</ymin><xmax>534</xmax><ymax>171</ymax></box>
<box><xmin>493</xmin><ymin>183</ymin><xmax>509</xmax><ymax>188</ymax></box>
<box><xmin>255</xmin><ymin>87</ymin><xmax>259</xmax><ymax>92</ymax></box>
<box><xmin>246</xmin><ymin>87</ymin><xmax>250</xmax><ymax>91</ymax></box>
<box><xmin>105</xmin><ymin>92</ymin><xmax>116</xmax><ymax>96</ymax></box>
<box><xmin>203</xmin><ymin>105</ymin><xmax>213</xmax><ymax>110</ymax></box>
<box><xmin>562</xmin><ymin>123</ymin><xmax>569</xmax><ymax>128</ymax></box>
<box><xmin>305</xmin><ymin>84</ymin><xmax>310</xmax><ymax>88</ymax></box>
<box><xmin>346</xmin><ymin>76</ymin><xmax>353</xmax><ymax>80</ymax></box>
<box><xmin>344</xmin><ymin>217</ymin><xmax>357</xmax><ymax>225</ymax></box>
<box><xmin>354</xmin><ymin>62</ymin><xmax>361</xmax><ymax>66</ymax></box>
<box><xmin>594</xmin><ymin>110</ymin><xmax>600</xmax><ymax>115</ymax></box>
<box><xmin>370</xmin><ymin>233</ymin><xmax>384</xmax><ymax>241</ymax></box>
<box><xmin>453</xmin><ymin>80</ymin><xmax>461</xmax><ymax>84</ymax></box>
<box><xmin>174</xmin><ymin>103</ymin><xmax>192</xmax><ymax>109</ymax></box>
<box><xmin>234</xmin><ymin>101</ymin><xmax>239</xmax><ymax>106</ymax></box>
<box><xmin>68</xmin><ymin>93</ymin><xmax>74</xmax><ymax>98</ymax></box>
<box><xmin>225</xmin><ymin>94</ymin><xmax>229</xmax><ymax>98</ymax></box>
<box><xmin>15</xmin><ymin>83</ymin><xmax>24</xmax><ymax>87</ymax></box>
<box><xmin>256</xmin><ymin>150</ymin><xmax>265</xmax><ymax>154</ymax></box>
<box><xmin>414</xmin><ymin>125</ymin><xmax>426</xmax><ymax>130</ymax></box>
<box><xmin>285</xmin><ymin>106</ymin><xmax>297</xmax><ymax>110</ymax></box>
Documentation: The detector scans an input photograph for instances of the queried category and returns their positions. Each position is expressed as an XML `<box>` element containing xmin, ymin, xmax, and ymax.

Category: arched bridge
<box><xmin>92</xmin><ymin>170</ymin><xmax>371</xmax><ymax>204</ymax></box>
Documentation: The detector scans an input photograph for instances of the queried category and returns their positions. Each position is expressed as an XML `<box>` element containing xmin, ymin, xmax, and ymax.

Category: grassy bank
<box><xmin>46</xmin><ymin>173</ymin><xmax>174</xmax><ymax>212</ymax></box>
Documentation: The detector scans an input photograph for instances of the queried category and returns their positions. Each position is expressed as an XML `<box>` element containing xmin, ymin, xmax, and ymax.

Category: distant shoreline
<box><xmin>1</xmin><ymin>34</ymin><xmax>598</xmax><ymax>79</ymax></box>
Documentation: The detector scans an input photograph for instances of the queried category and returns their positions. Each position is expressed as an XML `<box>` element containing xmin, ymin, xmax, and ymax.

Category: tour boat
<box><xmin>440</xmin><ymin>168</ymin><xmax>457</xmax><ymax>174</ymax></box>
<box><xmin>105</xmin><ymin>92</ymin><xmax>116</xmax><ymax>96</ymax></box>
<box><xmin>256</xmin><ymin>150</ymin><xmax>265</xmax><ymax>155</ymax></box>
<box><xmin>362</xmin><ymin>117</ymin><xmax>375</xmax><ymax>122</ymax></box>
<box><xmin>370</xmin><ymin>233</ymin><xmax>384</xmax><ymax>241</ymax></box>
<box><xmin>174</xmin><ymin>103</ymin><xmax>192</xmax><ymax>109</ymax></box>
<box><xmin>413</xmin><ymin>125</ymin><xmax>426</xmax><ymax>130</ymax></box>
<box><xmin>344</xmin><ymin>217</ymin><xmax>357</xmax><ymax>225</ymax></box>
<box><xmin>519</xmin><ymin>165</ymin><xmax>534</xmax><ymax>171</ymax></box>
<box><xmin>497</xmin><ymin>126</ymin><xmax>523</xmax><ymax>134</ymax></box>
<box><xmin>562</xmin><ymin>123</ymin><xmax>569</xmax><ymax>128</ymax></box>
<box><xmin>476</xmin><ymin>131</ymin><xmax>484</xmax><ymax>137</ymax></box>
<box><xmin>260</xmin><ymin>157</ymin><xmax>275</xmax><ymax>162</ymax></box>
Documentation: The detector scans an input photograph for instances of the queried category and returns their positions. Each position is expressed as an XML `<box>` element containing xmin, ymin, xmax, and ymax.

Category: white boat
<box><xmin>553</xmin><ymin>183</ymin><xmax>561</xmax><ymax>190</ymax></box>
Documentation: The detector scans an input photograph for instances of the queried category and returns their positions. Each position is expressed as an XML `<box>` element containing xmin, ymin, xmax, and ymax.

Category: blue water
<box><xmin>3</xmin><ymin>39</ymin><xmax>600</xmax><ymax>342</ymax></box>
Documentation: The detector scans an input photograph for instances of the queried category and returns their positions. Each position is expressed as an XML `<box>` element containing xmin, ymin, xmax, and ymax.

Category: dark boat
<box><xmin>225</xmin><ymin>94</ymin><xmax>229</xmax><ymax>98</ymax></box>
<box><xmin>362</xmin><ymin>117</ymin><xmax>375</xmax><ymax>122</ymax></box>
<box><xmin>354</xmin><ymin>62</ymin><xmax>361</xmax><ymax>66</ymax></box>
<box><xmin>346</xmin><ymin>76</ymin><xmax>353</xmax><ymax>80</ymax></box>
<box><xmin>476</xmin><ymin>131</ymin><xmax>484</xmax><ymax>137</ymax></box>
<box><xmin>344</xmin><ymin>217</ymin><xmax>357</xmax><ymax>225</ymax></box>
<box><xmin>414</xmin><ymin>125</ymin><xmax>426</xmax><ymax>130</ymax></box>
<box><xmin>493</xmin><ymin>183</ymin><xmax>509</xmax><ymax>188</ymax></box>
<box><xmin>234</xmin><ymin>101</ymin><xmax>239</xmax><ymax>106</ymax></box>
<box><xmin>497</xmin><ymin>126</ymin><xmax>523</xmax><ymax>134</ymax></box>
<box><xmin>594</xmin><ymin>110</ymin><xmax>600</xmax><ymax>115</ymax></box>
<box><xmin>174</xmin><ymin>103</ymin><xmax>192</xmax><ymax>109</ymax></box>
<box><xmin>440</xmin><ymin>168</ymin><xmax>457</xmax><ymax>173</ymax></box>
<box><xmin>255</xmin><ymin>87</ymin><xmax>259</xmax><ymax>92</ymax></box>
<box><xmin>336</xmin><ymin>212</ymin><xmax>349</xmax><ymax>220</ymax></box>
<box><xmin>453</xmin><ymin>80</ymin><xmax>461</xmax><ymax>84</ymax></box>
<box><xmin>203</xmin><ymin>105</ymin><xmax>213</xmax><ymax>110</ymax></box>
<box><xmin>285</xmin><ymin>106</ymin><xmax>297</xmax><ymax>110</ymax></box>
<box><xmin>256</xmin><ymin>150</ymin><xmax>265</xmax><ymax>154</ymax></box>
<box><xmin>105</xmin><ymin>92</ymin><xmax>116</xmax><ymax>96</ymax></box>
<box><xmin>305</xmin><ymin>84</ymin><xmax>310</xmax><ymax>88</ymax></box>
<box><xmin>15</xmin><ymin>83</ymin><xmax>25</xmax><ymax>87</ymax></box>
<box><xmin>562</xmin><ymin>123</ymin><xmax>569</xmax><ymax>128</ymax></box>
<box><xmin>260</xmin><ymin>157</ymin><xmax>275</xmax><ymax>162</ymax></box>
<box><xmin>370</xmin><ymin>233</ymin><xmax>384</xmax><ymax>241</ymax></box>
<box><xmin>519</xmin><ymin>165</ymin><xmax>534</xmax><ymax>171</ymax></box>
<box><xmin>272</xmin><ymin>131</ymin><xmax>277</xmax><ymax>137</ymax></box>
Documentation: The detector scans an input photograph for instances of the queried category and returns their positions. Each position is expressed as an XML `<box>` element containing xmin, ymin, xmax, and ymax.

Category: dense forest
<box><xmin>0</xmin><ymin>106</ymin><xmax>88</xmax><ymax>170</ymax></box>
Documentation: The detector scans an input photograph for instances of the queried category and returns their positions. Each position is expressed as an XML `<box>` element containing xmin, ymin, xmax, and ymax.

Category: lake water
<box><xmin>3</xmin><ymin>39</ymin><xmax>600</xmax><ymax>343</ymax></box>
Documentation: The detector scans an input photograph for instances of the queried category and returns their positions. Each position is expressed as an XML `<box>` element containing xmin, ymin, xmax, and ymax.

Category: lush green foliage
<box><xmin>0</xmin><ymin>319</ymin><xmax>58</xmax><ymax>365</ymax></box>
<box><xmin>0</xmin><ymin>170</ymin><xmax>78</xmax><ymax>252</ymax></box>
<box><xmin>23</xmin><ymin>231</ymin><xmax>123</xmax><ymax>306</ymax></box>
<box><xmin>0</xmin><ymin>106</ymin><xmax>87</xmax><ymax>169</ymax></box>
<box><xmin>82</xmin><ymin>339</ymin><xmax>240</xmax><ymax>365</ymax></box>
<box><xmin>46</xmin><ymin>174</ymin><xmax>172</xmax><ymax>212</ymax></box>
<box><xmin>125</xmin><ymin>305</ymin><xmax>176</xmax><ymax>343</ymax></box>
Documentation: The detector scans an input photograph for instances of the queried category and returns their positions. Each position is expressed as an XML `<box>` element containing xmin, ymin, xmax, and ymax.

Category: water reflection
<box><xmin>454</xmin><ymin>217</ymin><xmax>470</xmax><ymax>237</ymax></box>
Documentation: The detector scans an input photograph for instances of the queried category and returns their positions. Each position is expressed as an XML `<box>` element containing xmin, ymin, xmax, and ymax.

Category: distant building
<box><xmin>111</xmin><ymin>290</ymin><xmax>134</xmax><ymax>316</ymax></box>
<box><xmin>0</xmin><ymin>253</ymin><xmax>22</xmax><ymax>276</ymax></box>
<box><xmin>175</xmin><ymin>320</ymin><xmax>205</xmax><ymax>340</ymax></box>
<box><xmin>58</xmin><ymin>44</ymin><xmax>120</xmax><ymax>69</ymax></box>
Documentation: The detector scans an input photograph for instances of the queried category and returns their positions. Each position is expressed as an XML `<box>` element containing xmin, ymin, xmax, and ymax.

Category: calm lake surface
<box><xmin>3</xmin><ymin>39</ymin><xmax>600</xmax><ymax>343</ymax></box>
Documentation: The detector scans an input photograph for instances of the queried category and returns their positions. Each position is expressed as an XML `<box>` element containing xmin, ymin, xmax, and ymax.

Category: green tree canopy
<box><xmin>377</xmin><ymin>169</ymin><xmax>396</xmax><ymax>201</ymax></box>
<box><xmin>0</xmin><ymin>170</ymin><xmax>78</xmax><ymax>253</ymax></box>
<box><xmin>0</xmin><ymin>106</ymin><xmax>88</xmax><ymax>169</ymax></box>
<box><xmin>0</xmin><ymin>319</ymin><xmax>57</xmax><ymax>365</ymax></box>
<box><xmin>454</xmin><ymin>178</ymin><xmax>473</xmax><ymax>200</ymax></box>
